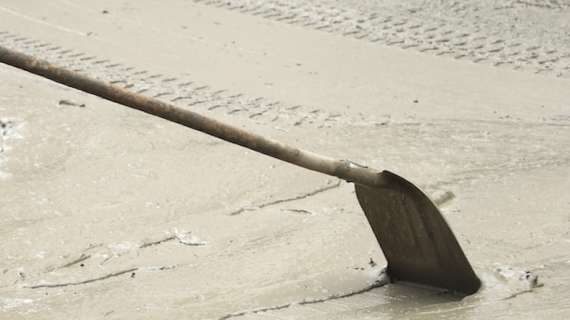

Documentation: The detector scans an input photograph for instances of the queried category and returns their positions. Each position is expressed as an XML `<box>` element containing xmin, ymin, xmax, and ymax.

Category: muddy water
<box><xmin>1</xmin><ymin>1</ymin><xmax>570</xmax><ymax>319</ymax></box>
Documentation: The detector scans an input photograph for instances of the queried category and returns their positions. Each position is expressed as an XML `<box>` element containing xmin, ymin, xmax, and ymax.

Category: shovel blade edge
<box><xmin>355</xmin><ymin>170</ymin><xmax>481</xmax><ymax>295</ymax></box>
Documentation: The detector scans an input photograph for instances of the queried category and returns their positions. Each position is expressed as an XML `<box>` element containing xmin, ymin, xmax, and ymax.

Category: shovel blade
<box><xmin>355</xmin><ymin>171</ymin><xmax>480</xmax><ymax>294</ymax></box>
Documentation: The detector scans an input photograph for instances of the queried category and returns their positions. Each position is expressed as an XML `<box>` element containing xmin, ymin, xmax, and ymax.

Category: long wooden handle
<box><xmin>0</xmin><ymin>46</ymin><xmax>386</xmax><ymax>187</ymax></box>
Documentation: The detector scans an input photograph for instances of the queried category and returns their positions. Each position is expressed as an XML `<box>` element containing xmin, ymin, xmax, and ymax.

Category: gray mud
<box><xmin>0</xmin><ymin>0</ymin><xmax>569</xmax><ymax>319</ymax></box>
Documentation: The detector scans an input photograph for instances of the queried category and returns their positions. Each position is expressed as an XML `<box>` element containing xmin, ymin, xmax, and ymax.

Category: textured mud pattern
<box><xmin>513</xmin><ymin>0</ymin><xmax>570</xmax><ymax>9</ymax></box>
<box><xmin>0</xmin><ymin>118</ymin><xmax>22</xmax><ymax>178</ymax></box>
<box><xmin>346</xmin><ymin>117</ymin><xmax>570</xmax><ymax>197</ymax></box>
<box><xmin>0</xmin><ymin>31</ymin><xmax>387</xmax><ymax>130</ymax></box>
<box><xmin>192</xmin><ymin>0</ymin><xmax>570</xmax><ymax>78</ymax></box>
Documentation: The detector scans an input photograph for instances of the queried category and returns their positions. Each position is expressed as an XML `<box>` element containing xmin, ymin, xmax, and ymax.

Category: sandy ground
<box><xmin>0</xmin><ymin>0</ymin><xmax>569</xmax><ymax>319</ymax></box>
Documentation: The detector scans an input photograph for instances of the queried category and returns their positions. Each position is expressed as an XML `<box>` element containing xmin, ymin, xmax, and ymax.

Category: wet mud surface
<box><xmin>0</xmin><ymin>0</ymin><xmax>569</xmax><ymax>319</ymax></box>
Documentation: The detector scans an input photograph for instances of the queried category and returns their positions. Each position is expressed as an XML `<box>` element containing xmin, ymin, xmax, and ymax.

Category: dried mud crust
<box><xmin>0</xmin><ymin>31</ymin><xmax>387</xmax><ymax>130</ymax></box>
<box><xmin>192</xmin><ymin>0</ymin><xmax>570</xmax><ymax>78</ymax></box>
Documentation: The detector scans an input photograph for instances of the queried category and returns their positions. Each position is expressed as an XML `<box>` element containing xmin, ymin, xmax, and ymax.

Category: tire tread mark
<box><xmin>0</xmin><ymin>31</ymin><xmax>425</xmax><ymax>128</ymax></box>
<box><xmin>192</xmin><ymin>0</ymin><xmax>570</xmax><ymax>79</ymax></box>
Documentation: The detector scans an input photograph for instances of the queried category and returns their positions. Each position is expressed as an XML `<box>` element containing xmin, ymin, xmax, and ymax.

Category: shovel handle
<box><xmin>0</xmin><ymin>46</ymin><xmax>385</xmax><ymax>187</ymax></box>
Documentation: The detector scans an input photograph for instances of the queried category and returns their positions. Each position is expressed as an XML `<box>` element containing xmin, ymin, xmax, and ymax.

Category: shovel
<box><xmin>0</xmin><ymin>46</ymin><xmax>480</xmax><ymax>294</ymax></box>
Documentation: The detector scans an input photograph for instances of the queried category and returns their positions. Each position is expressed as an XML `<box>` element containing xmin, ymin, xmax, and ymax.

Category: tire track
<box><xmin>191</xmin><ymin>0</ymin><xmax>570</xmax><ymax>78</ymax></box>
<box><xmin>513</xmin><ymin>0</ymin><xmax>570</xmax><ymax>9</ymax></box>
<box><xmin>0</xmin><ymin>31</ymin><xmax>387</xmax><ymax>130</ymax></box>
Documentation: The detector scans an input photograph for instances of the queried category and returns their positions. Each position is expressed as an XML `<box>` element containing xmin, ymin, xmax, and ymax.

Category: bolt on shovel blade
<box><xmin>355</xmin><ymin>171</ymin><xmax>481</xmax><ymax>295</ymax></box>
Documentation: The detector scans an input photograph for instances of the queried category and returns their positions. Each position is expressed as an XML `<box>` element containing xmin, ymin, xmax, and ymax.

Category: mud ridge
<box><xmin>229</xmin><ymin>179</ymin><xmax>341</xmax><ymax>215</ymax></box>
<box><xmin>218</xmin><ymin>275</ymin><xmax>389</xmax><ymax>320</ymax></box>
<box><xmin>58</xmin><ymin>254</ymin><xmax>91</xmax><ymax>269</ymax></box>
<box><xmin>502</xmin><ymin>287</ymin><xmax>540</xmax><ymax>300</ymax></box>
<box><xmin>26</xmin><ymin>267</ymin><xmax>138</xmax><ymax>289</ymax></box>
<box><xmin>139</xmin><ymin>236</ymin><xmax>177</xmax><ymax>249</ymax></box>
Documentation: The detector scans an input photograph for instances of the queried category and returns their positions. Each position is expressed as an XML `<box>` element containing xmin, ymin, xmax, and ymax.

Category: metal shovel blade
<box><xmin>355</xmin><ymin>171</ymin><xmax>481</xmax><ymax>294</ymax></box>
